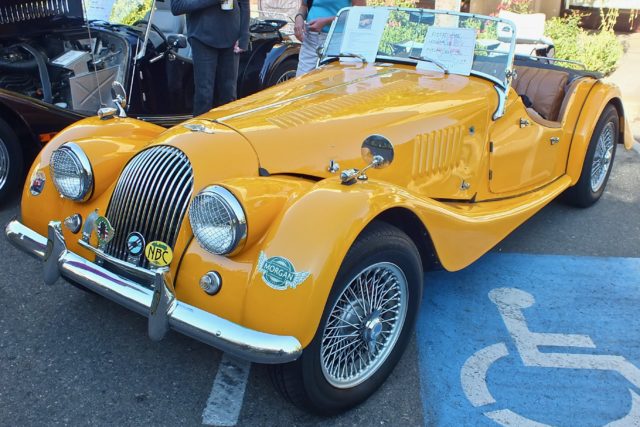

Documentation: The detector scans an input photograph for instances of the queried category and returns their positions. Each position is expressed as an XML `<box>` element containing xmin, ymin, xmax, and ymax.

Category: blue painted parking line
<box><xmin>416</xmin><ymin>253</ymin><xmax>640</xmax><ymax>426</ymax></box>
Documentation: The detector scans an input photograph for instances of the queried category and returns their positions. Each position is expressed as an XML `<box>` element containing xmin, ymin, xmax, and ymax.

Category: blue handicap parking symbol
<box><xmin>417</xmin><ymin>253</ymin><xmax>640</xmax><ymax>426</ymax></box>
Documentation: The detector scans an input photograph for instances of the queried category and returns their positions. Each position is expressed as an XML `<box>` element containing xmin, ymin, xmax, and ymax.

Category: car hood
<box><xmin>0</xmin><ymin>0</ymin><xmax>85</xmax><ymax>38</ymax></box>
<box><xmin>198</xmin><ymin>62</ymin><xmax>494</xmax><ymax>180</ymax></box>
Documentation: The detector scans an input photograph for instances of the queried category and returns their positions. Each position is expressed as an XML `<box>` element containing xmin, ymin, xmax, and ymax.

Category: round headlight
<box><xmin>189</xmin><ymin>185</ymin><xmax>247</xmax><ymax>255</ymax></box>
<box><xmin>50</xmin><ymin>143</ymin><xmax>93</xmax><ymax>201</ymax></box>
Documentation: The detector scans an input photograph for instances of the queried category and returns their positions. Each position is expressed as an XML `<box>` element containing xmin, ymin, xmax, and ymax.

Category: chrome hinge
<box><xmin>489</xmin><ymin>170</ymin><xmax>493</xmax><ymax>180</ymax></box>
<box><xmin>489</xmin><ymin>141</ymin><xmax>494</xmax><ymax>153</ymax></box>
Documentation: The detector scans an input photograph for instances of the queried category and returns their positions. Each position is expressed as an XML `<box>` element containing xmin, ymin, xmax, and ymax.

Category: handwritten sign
<box><xmin>417</xmin><ymin>27</ymin><xmax>476</xmax><ymax>76</ymax></box>
<box><xmin>84</xmin><ymin>0</ymin><xmax>116</xmax><ymax>22</ymax></box>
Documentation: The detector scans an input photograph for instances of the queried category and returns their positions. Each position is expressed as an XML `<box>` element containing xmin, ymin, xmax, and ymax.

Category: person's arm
<box><xmin>307</xmin><ymin>0</ymin><xmax>365</xmax><ymax>32</ymax></box>
<box><xmin>235</xmin><ymin>0</ymin><xmax>251</xmax><ymax>51</ymax></box>
<box><xmin>294</xmin><ymin>1</ymin><xmax>309</xmax><ymax>41</ymax></box>
<box><xmin>170</xmin><ymin>0</ymin><xmax>221</xmax><ymax>16</ymax></box>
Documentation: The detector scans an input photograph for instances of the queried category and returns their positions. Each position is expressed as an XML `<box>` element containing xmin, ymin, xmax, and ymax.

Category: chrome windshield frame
<box><xmin>319</xmin><ymin>7</ymin><xmax>518</xmax><ymax>91</ymax></box>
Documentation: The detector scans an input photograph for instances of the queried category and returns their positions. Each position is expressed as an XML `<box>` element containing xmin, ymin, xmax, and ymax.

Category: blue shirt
<box><xmin>306</xmin><ymin>0</ymin><xmax>351</xmax><ymax>33</ymax></box>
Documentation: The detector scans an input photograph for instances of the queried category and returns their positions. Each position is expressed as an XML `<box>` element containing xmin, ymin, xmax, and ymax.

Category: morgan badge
<box><xmin>257</xmin><ymin>252</ymin><xmax>309</xmax><ymax>290</ymax></box>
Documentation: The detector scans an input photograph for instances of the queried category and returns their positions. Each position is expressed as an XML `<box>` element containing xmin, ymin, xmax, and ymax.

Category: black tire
<box><xmin>269</xmin><ymin>221</ymin><xmax>423</xmax><ymax>415</ymax></box>
<box><xmin>564</xmin><ymin>105</ymin><xmax>619</xmax><ymax>208</ymax></box>
<box><xmin>266</xmin><ymin>58</ymin><xmax>298</xmax><ymax>87</ymax></box>
<box><xmin>0</xmin><ymin>117</ymin><xmax>23</xmax><ymax>205</ymax></box>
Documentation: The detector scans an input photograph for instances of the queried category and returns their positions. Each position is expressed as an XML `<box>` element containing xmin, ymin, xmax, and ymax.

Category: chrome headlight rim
<box><xmin>49</xmin><ymin>142</ymin><xmax>94</xmax><ymax>201</ymax></box>
<box><xmin>189</xmin><ymin>185</ymin><xmax>247</xmax><ymax>256</ymax></box>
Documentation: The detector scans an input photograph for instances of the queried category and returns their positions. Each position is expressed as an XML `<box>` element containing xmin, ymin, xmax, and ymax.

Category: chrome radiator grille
<box><xmin>1</xmin><ymin>0</ymin><xmax>72</xmax><ymax>24</ymax></box>
<box><xmin>104</xmin><ymin>146</ymin><xmax>193</xmax><ymax>269</ymax></box>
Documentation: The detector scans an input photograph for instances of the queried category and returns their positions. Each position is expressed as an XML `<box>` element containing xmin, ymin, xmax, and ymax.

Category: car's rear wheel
<box><xmin>268</xmin><ymin>58</ymin><xmax>298</xmax><ymax>87</ymax></box>
<box><xmin>0</xmin><ymin>117</ymin><xmax>23</xmax><ymax>205</ymax></box>
<box><xmin>564</xmin><ymin>105</ymin><xmax>618</xmax><ymax>208</ymax></box>
<box><xmin>269</xmin><ymin>222</ymin><xmax>423</xmax><ymax>415</ymax></box>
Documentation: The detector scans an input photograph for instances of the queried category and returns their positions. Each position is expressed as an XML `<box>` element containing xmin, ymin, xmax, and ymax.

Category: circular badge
<box><xmin>145</xmin><ymin>241</ymin><xmax>173</xmax><ymax>267</ymax></box>
<box><xmin>126</xmin><ymin>232</ymin><xmax>145</xmax><ymax>257</ymax></box>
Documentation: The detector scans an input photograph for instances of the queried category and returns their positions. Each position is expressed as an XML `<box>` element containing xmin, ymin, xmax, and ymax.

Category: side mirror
<box><xmin>361</xmin><ymin>135</ymin><xmax>394</xmax><ymax>169</ymax></box>
<box><xmin>167</xmin><ymin>34</ymin><xmax>188</xmax><ymax>49</ymax></box>
<box><xmin>341</xmin><ymin>135</ymin><xmax>394</xmax><ymax>185</ymax></box>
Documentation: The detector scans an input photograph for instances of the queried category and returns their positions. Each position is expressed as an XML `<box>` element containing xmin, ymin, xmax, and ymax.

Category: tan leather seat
<box><xmin>512</xmin><ymin>66</ymin><xmax>569</xmax><ymax>121</ymax></box>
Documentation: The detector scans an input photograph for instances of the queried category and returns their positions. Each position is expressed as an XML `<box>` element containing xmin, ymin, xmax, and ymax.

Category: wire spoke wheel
<box><xmin>0</xmin><ymin>137</ymin><xmax>9</xmax><ymax>190</ymax></box>
<box><xmin>276</xmin><ymin>69</ymin><xmax>296</xmax><ymax>84</ymax></box>
<box><xmin>590</xmin><ymin>121</ymin><xmax>615</xmax><ymax>193</ymax></box>
<box><xmin>321</xmin><ymin>262</ymin><xmax>408</xmax><ymax>388</ymax></box>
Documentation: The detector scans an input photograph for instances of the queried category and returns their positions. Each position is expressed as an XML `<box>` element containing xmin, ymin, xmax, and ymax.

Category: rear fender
<box><xmin>566</xmin><ymin>82</ymin><xmax>634</xmax><ymax>184</ymax></box>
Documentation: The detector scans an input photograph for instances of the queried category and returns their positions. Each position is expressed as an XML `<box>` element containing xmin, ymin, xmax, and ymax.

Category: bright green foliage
<box><xmin>545</xmin><ymin>9</ymin><xmax>623</xmax><ymax>75</ymax></box>
<box><xmin>367</xmin><ymin>0</ymin><xmax>418</xmax><ymax>7</ymax></box>
<box><xmin>110</xmin><ymin>0</ymin><xmax>154</xmax><ymax>25</ymax></box>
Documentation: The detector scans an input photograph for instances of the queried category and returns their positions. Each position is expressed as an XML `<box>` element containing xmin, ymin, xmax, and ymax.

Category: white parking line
<box><xmin>202</xmin><ymin>354</ymin><xmax>251</xmax><ymax>426</ymax></box>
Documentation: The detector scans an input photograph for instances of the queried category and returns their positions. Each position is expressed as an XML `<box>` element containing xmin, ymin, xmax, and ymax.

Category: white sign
<box><xmin>417</xmin><ymin>27</ymin><xmax>476</xmax><ymax>76</ymax></box>
<box><xmin>340</xmin><ymin>7</ymin><xmax>390</xmax><ymax>63</ymax></box>
<box><xmin>85</xmin><ymin>0</ymin><xmax>116</xmax><ymax>22</ymax></box>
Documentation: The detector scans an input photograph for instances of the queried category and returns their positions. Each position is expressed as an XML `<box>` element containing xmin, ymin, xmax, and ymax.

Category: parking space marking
<box><xmin>202</xmin><ymin>354</ymin><xmax>251</xmax><ymax>426</ymax></box>
<box><xmin>416</xmin><ymin>253</ymin><xmax>640</xmax><ymax>426</ymax></box>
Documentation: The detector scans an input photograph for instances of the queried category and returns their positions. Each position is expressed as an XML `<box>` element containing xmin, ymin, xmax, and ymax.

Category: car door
<box><xmin>487</xmin><ymin>88</ymin><xmax>565</xmax><ymax>195</ymax></box>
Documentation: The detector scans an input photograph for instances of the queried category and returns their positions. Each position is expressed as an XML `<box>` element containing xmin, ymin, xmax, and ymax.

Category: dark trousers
<box><xmin>190</xmin><ymin>37</ymin><xmax>240</xmax><ymax>116</ymax></box>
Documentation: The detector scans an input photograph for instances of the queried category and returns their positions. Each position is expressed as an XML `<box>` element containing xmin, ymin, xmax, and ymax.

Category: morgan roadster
<box><xmin>6</xmin><ymin>7</ymin><xmax>635</xmax><ymax>414</ymax></box>
<box><xmin>0</xmin><ymin>0</ymin><xmax>299</xmax><ymax>203</ymax></box>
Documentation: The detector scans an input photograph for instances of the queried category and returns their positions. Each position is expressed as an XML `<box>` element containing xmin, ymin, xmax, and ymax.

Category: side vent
<box><xmin>412</xmin><ymin>126</ymin><xmax>465</xmax><ymax>177</ymax></box>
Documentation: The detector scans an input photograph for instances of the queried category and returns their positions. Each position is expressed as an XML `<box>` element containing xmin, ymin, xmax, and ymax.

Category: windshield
<box><xmin>83</xmin><ymin>0</ymin><xmax>153</xmax><ymax>25</ymax></box>
<box><xmin>321</xmin><ymin>7</ymin><xmax>517</xmax><ymax>88</ymax></box>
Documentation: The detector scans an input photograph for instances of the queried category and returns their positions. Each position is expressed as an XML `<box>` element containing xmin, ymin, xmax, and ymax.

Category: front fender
<box><xmin>566</xmin><ymin>81</ymin><xmax>634</xmax><ymax>184</ymax></box>
<box><xmin>241</xmin><ymin>179</ymin><xmax>415</xmax><ymax>347</ymax></box>
<box><xmin>259</xmin><ymin>42</ymin><xmax>300</xmax><ymax>87</ymax></box>
<box><xmin>21</xmin><ymin>116</ymin><xmax>166</xmax><ymax>239</ymax></box>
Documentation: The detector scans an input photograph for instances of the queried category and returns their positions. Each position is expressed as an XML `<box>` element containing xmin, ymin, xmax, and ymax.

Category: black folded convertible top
<box><xmin>0</xmin><ymin>0</ymin><xmax>85</xmax><ymax>38</ymax></box>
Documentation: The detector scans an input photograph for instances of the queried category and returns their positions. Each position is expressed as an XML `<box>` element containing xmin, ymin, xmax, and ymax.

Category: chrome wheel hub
<box><xmin>590</xmin><ymin>122</ymin><xmax>615</xmax><ymax>193</ymax></box>
<box><xmin>0</xmin><ymin>138</ymin><xmax>8</xmax><ymax>190</ymax></box>
<box><xmin>320</xmin><ymin>262</ymin><xmax>408</xmax><ymax>388</ymax></box>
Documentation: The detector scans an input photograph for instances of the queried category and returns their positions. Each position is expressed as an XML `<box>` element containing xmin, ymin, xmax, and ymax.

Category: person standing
<box><xmin>171</xmin><ymin>0</ymin><xmax>250</xmax><ymax>115</ymax></box>
<box><xmin>294</xmin><ymin>0</ymin><xmax>364</xmax><ymax>76</ymax></box>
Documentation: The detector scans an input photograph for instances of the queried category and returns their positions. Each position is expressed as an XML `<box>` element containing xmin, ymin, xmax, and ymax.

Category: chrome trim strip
<box><xmin>493</xmin><ymin>85</ymin><xmax>507</xmax><ymax>120</ymax></box>
<box><xmin>5</xmin><ymin>219</ymin><xmax>302</xmax><ymax>364</ymax></box>
<box><xmin>78</xmin><ymin>239</ymin><xmax>156</xmax><ymax>281</ymax></box>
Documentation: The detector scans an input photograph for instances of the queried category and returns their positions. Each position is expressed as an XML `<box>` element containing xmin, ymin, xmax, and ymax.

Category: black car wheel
<box><xmin>564</xmin><ymin>105</ymin><xmax>618</xmax><ymax>208</ymax></box>
<box><xmin>0</xmin><ymin>117</ymin><xmax>23</xmax><ymax>205</ymax></box>
<box><xmin>270</xmin><ymin>222</ymin><xmax>423</xmax><ymax>415</ymax></box>
<box><xmin>268</xmin><ymin>58</ymin><xmax>298</xmax><ymax>87</ymax></box>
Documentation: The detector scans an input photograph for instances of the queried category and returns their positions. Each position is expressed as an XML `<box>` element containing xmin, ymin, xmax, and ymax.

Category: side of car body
<box><xmin>5</xmin><ymin>6</ymin><xmax>635</xmax><ymax>415</ymax></box>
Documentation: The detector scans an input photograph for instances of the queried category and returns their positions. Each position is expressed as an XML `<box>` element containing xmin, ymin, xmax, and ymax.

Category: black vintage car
<box><xmin>0</xmin><ymin>0</ymin><xmax>300</xmax><ymax>203</ymax></box>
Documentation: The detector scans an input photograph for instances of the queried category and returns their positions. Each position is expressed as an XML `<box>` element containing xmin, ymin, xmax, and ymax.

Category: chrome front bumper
<box><xmin>5</xmin><ymin>219</ymin><xmax>302</xmax><ymax>364</ymax></box>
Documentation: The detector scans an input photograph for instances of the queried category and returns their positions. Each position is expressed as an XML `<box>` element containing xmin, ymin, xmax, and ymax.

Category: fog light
<box><xmin>64</xmin><ymin>214</ymin><xmax>82</xmax><ymax>234</ymax></box>
<box><xmin>200</xmin><ymin>271</ymin><xmax>222</xmax><ymax>296</ymax></box>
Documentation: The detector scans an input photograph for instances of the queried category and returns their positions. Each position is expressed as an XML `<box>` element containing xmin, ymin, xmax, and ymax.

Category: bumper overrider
<box><xmin>5</xmin><ymin>219</ymin><xmax>302</xmax><ymax>364</ymax></box>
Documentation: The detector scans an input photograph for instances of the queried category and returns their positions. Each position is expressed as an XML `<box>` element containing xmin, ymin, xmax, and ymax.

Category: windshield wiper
<box><xmin>326</xmin><ymin>52</ymin><xmax>368</xmax><ymax>63</ymax></box>
<box><xmin>409</xmin><ymin>55</ymin><xmax>449</xmax><ymax>74</ymax></box>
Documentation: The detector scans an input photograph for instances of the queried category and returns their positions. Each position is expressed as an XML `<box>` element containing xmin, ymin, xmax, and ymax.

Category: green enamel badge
<box><xmin>94</xmin><ymin>216</ymin><xmax>115</xmax><ymax>246</ymax></box>
<box><xmin>257</xmin><ymin>252</ymin><xmax>309</xmax><ymax>291</ymax></box>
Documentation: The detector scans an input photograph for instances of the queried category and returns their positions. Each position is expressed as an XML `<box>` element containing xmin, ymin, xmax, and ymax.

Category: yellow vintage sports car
<box><xmin>5</xmin><ymin>7</ymin><xmax>635</xmax><ymax>414</ymax></box>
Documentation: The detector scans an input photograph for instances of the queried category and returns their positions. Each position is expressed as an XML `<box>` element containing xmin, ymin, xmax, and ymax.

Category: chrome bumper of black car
<box><xmin>5</xmin><ymin>219</ymin><xmax>302</xmax><ymax>364</ymax></box>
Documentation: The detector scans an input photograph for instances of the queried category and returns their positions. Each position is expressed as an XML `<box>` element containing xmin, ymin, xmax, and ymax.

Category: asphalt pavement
<box><xmin>1</xmin><ymin>148</ymin><xmax>638</xmax><ymax>426</ymax></box>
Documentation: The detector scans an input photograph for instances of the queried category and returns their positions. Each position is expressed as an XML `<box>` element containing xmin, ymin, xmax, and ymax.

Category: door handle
<box><xmin>520</xmin><ymin>118</ymin><xmax>530</xmax><ymax>128</ymax></box>
<box><xmin>550</xmin><ymin>137</ymin><xmax>560</xmax><ymax>145</ymax></box>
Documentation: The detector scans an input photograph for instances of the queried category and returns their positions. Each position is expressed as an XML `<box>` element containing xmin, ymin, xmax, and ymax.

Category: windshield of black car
<box><xmin>83</xmin><ymin>0</ymin><xmax>153</xmax><ymax>25</ymax></box>
<box><xmin>321</xmin><ymin>7</ymin><xmax>517</xmax><ymax>87</ymax></box>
